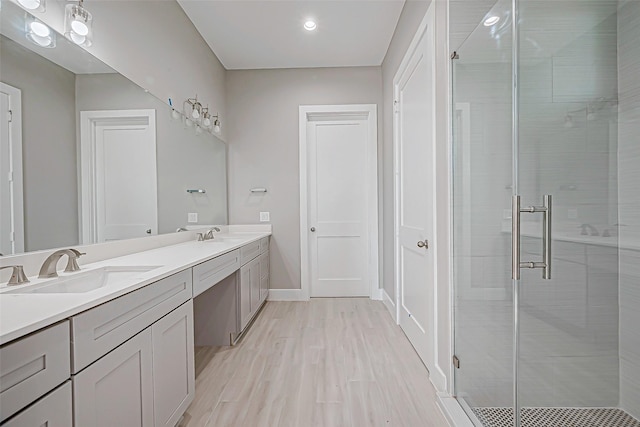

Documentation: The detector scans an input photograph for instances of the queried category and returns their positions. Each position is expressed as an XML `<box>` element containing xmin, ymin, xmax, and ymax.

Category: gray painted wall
<box><xmin>226</xmin><ymin>67</ymin><xmax>383</xmax><ymax>290</ymax></box>
<box><xmin>380</xmin><ymin>1</ymin><xmax>432</xmax><ymax>300</ymax></box>
<box><xmin>28</xmin><ymin>1</ymin><xmax>227</xmax><ymax>142</ymax></box>
<box><xmin>0</xmin><ymin>36</ymin><xmax>78</xmax><ymax>252</ymax></box>
<box><xmin>75</xmin><ymin>74</ymin><xmax>228</xmax><ymax>234</ymax></box>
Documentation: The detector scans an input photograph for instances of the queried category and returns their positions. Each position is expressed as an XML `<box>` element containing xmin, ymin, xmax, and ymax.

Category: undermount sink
<box><xmin>4</xmin><ymin>266</ymin><xmax>161</xmax><ymax>295</ymax></box>
<box><xmin>207</xmin><ymin>237</ymin><xmax>245</xmax><ymax>244</ymax></box>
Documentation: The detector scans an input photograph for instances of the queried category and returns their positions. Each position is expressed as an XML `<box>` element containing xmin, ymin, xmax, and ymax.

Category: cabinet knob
<box><xmin>310</xmin><ymin>227</ymin><xmax>316</xmax><ymax>232</ymax></box>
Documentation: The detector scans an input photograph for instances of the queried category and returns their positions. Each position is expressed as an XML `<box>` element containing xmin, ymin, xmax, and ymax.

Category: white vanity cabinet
<box><xmin>152</xmin><ymin>300</ymin><xmax>195</xmax><ymax>427</ymax></box>
<box><xmin>73</xmin><ymin>328</ymin><xmax>154</xmax><ymax>427</ymax></box>
<box><xmin>73</xmin><ymin>301</ymin><xmax>195</xmax><ymax>427</ymax></box>
<box><xmin>0</xmin><ymin>321</ymin><xmax>70</xmax><ymax>423</ymax></box>
<box><xmin>72</xmin><ymin>271</ymin><xmax>195</xmax><ymax>427</ymax></box>
<box><xmin>2</xmin><ymin>382</ymin><xmax>72</xmax><ymax>427</ymax></box>
<box><xmin>238</xmin><ymin>237</ymin><xmax>270</xmax><ymax>332</ymax></box>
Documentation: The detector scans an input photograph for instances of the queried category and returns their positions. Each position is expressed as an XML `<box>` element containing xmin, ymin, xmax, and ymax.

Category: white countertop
<box><xmin>0</xmin><ymin>231</ymin><xmax>270</xmax><ymax>345</ymax></box>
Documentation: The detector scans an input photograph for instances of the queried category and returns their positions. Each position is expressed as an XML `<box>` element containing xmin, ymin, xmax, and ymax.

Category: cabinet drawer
<box><xmin>259</xmin><ymin>237</ymin><xmax>269</xmax><ymax>254</ymax></box>
<box><xmin>240</xmin><ymin>240</ymin><xmax>261</xmax><ymax>265</ymax></box>
<box><xmin>71</xmin><ymin>270</ymin><xmax>192</xmax><ymax>373</ymax></box>
<box><xmin>3</xmin><ymin>381</ymin><xmax>72</xmax><ymax>427</ymax></box>
<box><xmin>192</xmin><ymin>249</ymin><xmax>240</xmax><ymax>297</ymax></box>
<box><xmin>0</xmin><ymin>321</ymin><xmax>70</xmax><ymax>422</ymax></box>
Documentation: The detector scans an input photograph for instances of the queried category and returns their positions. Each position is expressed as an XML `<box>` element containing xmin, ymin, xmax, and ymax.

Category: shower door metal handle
<box><xmin>512</xmin><ymin>195</ymin><xmax>552</xmax><ymax>280</ymax></box>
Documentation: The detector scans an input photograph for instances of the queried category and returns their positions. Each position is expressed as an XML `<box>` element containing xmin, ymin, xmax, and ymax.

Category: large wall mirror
<box><xmin>0</xmin><ymin>1</ymin><xmax>228</xmax><ymax>255</ymax></box>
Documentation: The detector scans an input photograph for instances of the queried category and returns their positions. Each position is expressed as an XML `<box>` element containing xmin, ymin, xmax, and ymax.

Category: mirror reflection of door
<box><xmin>0</xmin><ymin>82</ymin><xmax>25</xmax><ymax>255</ymax></box>
<box><xmin>79</xmin><ymin>109</ymin><xmax>158</xmax><ymax>244</ymax></box>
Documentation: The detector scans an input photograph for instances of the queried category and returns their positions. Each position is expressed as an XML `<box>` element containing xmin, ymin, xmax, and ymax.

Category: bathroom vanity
<box><xmin>0</xmin><ymin>229</ymin><xmax>270</xmax><ymax>426</ymax></box>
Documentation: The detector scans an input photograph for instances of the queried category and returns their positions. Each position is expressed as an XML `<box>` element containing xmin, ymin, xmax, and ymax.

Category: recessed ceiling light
<box><xmin>304</xmin><ymin>20</ymin><xmax>317</xmax><ymax>31</ymax></box>
<box><xmin>483</xmin><ymin>16</ymin><xmax>500</xmax><ymax>26</ymax></box>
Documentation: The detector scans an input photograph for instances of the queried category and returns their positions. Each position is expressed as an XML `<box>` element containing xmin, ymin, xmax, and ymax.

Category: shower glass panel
<box><xmin>453</xmin><ymin>0</ymin><xmax>640</xmax><ymax>425</ymax></box>
<box><xmin>452</xmin><ymin>0</ymin><xmax>515</xmax><ymax>422</ymax></box>
<box><xmin>517</xmin><ymin>0</ymin><xmax>625</xmax><ymax>420</ymax></box>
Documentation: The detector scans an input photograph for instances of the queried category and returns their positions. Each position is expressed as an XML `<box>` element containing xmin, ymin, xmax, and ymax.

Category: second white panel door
<box><xmin>308</xmin><ymin>118</ymin><xmax>369</xmax><ymax>297</ymax></box>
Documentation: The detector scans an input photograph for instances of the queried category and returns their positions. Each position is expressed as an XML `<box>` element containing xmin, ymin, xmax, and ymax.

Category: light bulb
<box><xmin>213</xmin><ymin>121</ymin><xmax>221</xmax><ymax>133</ymax></box>
<box><xmin>17</xmin><ymin>0</ymin><xmax>42</xmax><ymax>10</ymax></box>
<box><xmin>69</xmin><ymin>31</ymin><xmax>86</xmax><ymax>45</ymax></box>
<box><xmin>304</xmin><ymin>20</ymin><xmax>317</xmax><ymax>31</ymax></box>
<box><xmin>203</xmin><ymin>117</ymin><xmax>211</xmax><ymax>127</ymax></box>
<box><xmin>30</xmin><ymin>21</ymin><xmax>50</xmax><ymax>37</ymax></box>
<box><xmin>71</xmin><ymin>19</ymin><xmax>89</xmax><ymax>36</ymax></box>
<box><xmin>483</xmin><ymin>16</ymin><xmax>500</xmax><ymax>26</ymax></box>
<box><xmin>185</xmin><ymin>118</ymin><xmax>193</xmax><ymax>127</ymax></box>
<box><xmin>191</xmin><ymin>109</ymin><xmax>200</xmax><ymax>119</ymax></box>
<box><xmin>27</xmin><ymin>33</ymin><xmax>53</xmax><ymax>47</ymax></box>
<box><xmin>171</xmin><ymin>109</ymin><xmax>181</xmax><ymax>120</ymax></box>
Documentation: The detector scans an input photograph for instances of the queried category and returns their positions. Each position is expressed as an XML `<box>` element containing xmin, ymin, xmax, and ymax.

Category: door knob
<box><xmin>417</xmin><ymin>240</ymin><xmax>429</xmax><ymax>249</ymax></box>
<box><xmin>146</xmin><ymin>229</ymin><xmax>152</xmax><ymax>234</ymax></box>
<box><xmin>310</xmin><ymin>227</ymin><xmax>316</xmax><ymax>232</ymax></box>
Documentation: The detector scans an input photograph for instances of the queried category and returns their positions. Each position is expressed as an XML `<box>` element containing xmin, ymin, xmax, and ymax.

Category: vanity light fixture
<box><xmin>25</xmin><ymin>16</ymin><xmax>56</xmax><ymax>48</ymax></box>
<box><xmin>17</xmin><ymin>0</ymin><xmax>45</xmax><ymax>12</ymax></box>
<box><xmin>304</xmin><ymin>20</ymin><xmax>317</xmax><ymax>31</ymax></box>
<box><xmin>64</xmin><ymin>0</ymin><xmax>93</xmax><ymax>47</ymax></box>
<box><xmin>213</xmin><ymin>114</ymin><xmax>221</xmax><ymax>134</ymax></box>
<box><xmin>483</xmin><ymin>15</ymin><xmax>500</xmax><ymax>26</ymax></box>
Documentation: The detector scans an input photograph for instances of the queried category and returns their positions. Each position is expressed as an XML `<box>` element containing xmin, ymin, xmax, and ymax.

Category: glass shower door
<box><xmin>452</xmin><ymin>0</ymin><xmax>515</xmax><ymax>423</ymax></box>
<box><xmin>515</xmin><ymin>0</ymin><xmax>626</xmax><ymax>424</ymax></box>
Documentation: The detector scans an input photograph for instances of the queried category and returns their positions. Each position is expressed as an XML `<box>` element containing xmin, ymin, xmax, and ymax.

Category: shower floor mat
<box><xmin>472</xmin><ymin>407</ymin><xmax>640</xmax><ymax>427</ymax></box>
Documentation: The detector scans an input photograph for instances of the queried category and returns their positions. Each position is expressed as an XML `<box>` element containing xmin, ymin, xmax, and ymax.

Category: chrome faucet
<box><xmin>0</xmin><ymin>265</ymin><xmax>30</xmax><ymax>286</ymax></box>
<box><xmin>196</xmin><ymin>227</ymin><xmax>221</xmax><ymax>241</ymax></box>
<box><xmin>204</xmin><ymin>227</ymin><xmax>221</xmax><ymax>240</ymax></box>
<box><xmin>38</xmin><ymin>249</ymin><xmax>85</xmax><ymax>279</ymax></box>
<box><xmin>579</xmin><ymin>224</ymin><xmax>599</xmax><ymax>236</ymax></box>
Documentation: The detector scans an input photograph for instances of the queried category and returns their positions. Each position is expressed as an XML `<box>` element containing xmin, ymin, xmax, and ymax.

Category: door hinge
<box><xmin>7</xmin><ymin>110</ymin><xmax>12</xmax><ymax>123</ymax></box>
<box><xmin>453</xmin><ymin>355</ymin><xmax>460</xmax><ymax>369</ymax></box>
<box><xmin>451</xmin><ymin>51</ymin><xmax>460</xmax><ymax>60</ymax></box>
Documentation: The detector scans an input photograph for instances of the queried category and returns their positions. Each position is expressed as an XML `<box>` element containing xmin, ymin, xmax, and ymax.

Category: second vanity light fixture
<box><xmin>64</xmin><ymin>0</ymin><xmax>93</xmax><ymax>47</ymax></box>
<box><xmin>181</xmin><ymin>96</ymin><xmax>221</xmax><ymax>135</ymax></box>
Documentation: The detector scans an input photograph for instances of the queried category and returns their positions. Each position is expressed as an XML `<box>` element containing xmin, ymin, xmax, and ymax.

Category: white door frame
<box><xmin>79</xmin><ymin>109</ymin><xmax>157</xmax><ymax>244</ymax></box>
<box><xmin>393</xmin><ymin>5</ymin><xmax>437</xmax><ymax>324</ymax></box>
<box><xmin>0</xmin><ymin>82</ymin><xmax>24</xmax><ymax>254</ymax></box>
<box><xmin>299</xmin><ymin>104</ymin><xmax>379</xmax><ymax>300</ymax></box>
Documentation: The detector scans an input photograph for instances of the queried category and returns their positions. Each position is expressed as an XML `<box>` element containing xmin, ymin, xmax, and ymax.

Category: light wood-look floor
<box><xmin>180</xmin><ymin>298</ymin><xmax>449</xmax><ymax>427</ymax></box>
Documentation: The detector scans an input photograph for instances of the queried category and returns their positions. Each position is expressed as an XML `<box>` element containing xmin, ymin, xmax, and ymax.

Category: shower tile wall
<box><xmin>617</xmin><ymin>0</ymin><xmax>640</xmax><ymax>420</ymax></box>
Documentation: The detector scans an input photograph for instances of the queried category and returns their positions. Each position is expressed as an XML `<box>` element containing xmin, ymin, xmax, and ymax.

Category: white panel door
<box><xmin>308</xmin><ymin>118</ymin><xmax>369</xmax><ymax>297</ymax></box>
<box><xmin>80</xmin><ymin>109</ymin><xmax>157</xmax><ymax>244</ymax></box>
<box><xmin>0</xmin><ymin>83</ymin><xmax>24</xmax><ymax>255</ymax></box>
<box><xmin>395</xmin><ymin>18</ymin><xmax>436</xmax><ymax>371</ymax></box>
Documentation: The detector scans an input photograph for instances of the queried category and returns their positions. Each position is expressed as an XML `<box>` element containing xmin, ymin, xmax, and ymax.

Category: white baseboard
<box><xmin>430</xmin><ymin>365</ymin><xmax>448</xmax><ymax>394</ymax></box>
<box><xmin>371</xmin><ymin>288</ymin><xmax>383</xmax><ymax>301</ymax></box>
<box><xmin>437</xmin><ymin>394</ymin><xmax>475</xmax><ymax>427</ymax></box>
<box><xmin>267</xmin><ymin>289</ymin><xmax>308</xmax><ymax>301</ymax></box>
<box><xmin>382</xmin><ymin>289</ymin><xmax>397</xmax><ymax>322</ymax></box>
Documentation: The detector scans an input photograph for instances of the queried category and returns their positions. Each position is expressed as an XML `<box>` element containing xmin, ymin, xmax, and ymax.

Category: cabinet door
<box><xmin>239</xmin><ymin>263</ymin><xmax>253</xmax><ymax>331</ymax></box>
<box><xmin>250</xmin><ymin>257</ymin><xmax>261</xmax><ymax>313</ymax></box>
<box><xmin>3</xmin><ymin>381</ymin><xmax>72</xmax><ymax>427</ymax></box>
<box><xmin>73</xmin><ymin>329</ymin><xmax>154</xmax><ymax>427</ymax></box>
<box><xmin>259</xmin><ymin>251</ymin><xmax>270</xmax><ymax>303</ymax></box>
<box><xmin>152</xmin><ymin>301</ymin><xmax>195</xmax><ymax>427</ymax></box>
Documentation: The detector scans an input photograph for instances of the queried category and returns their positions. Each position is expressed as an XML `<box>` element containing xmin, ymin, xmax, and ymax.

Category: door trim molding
<box><xmin>299</xmin><ymin>104</ymin><xmax>379</xmax><ymax>300</ymax></box>
<box><xmin>79</xmin><ymin>109</ymin><xmax>157</xmax><ymax>244</ymax></box>
<box><xmin>0</xmin><ymin>82</ymin><xmax>24</xmax><ymax>254</ymax></box>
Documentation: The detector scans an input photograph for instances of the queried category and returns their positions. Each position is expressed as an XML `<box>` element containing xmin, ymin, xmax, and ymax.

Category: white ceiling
<box><xmin>177</xmin><ymin>0</ymin><xmax>406</xmax><ymax>70</ymax></box>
